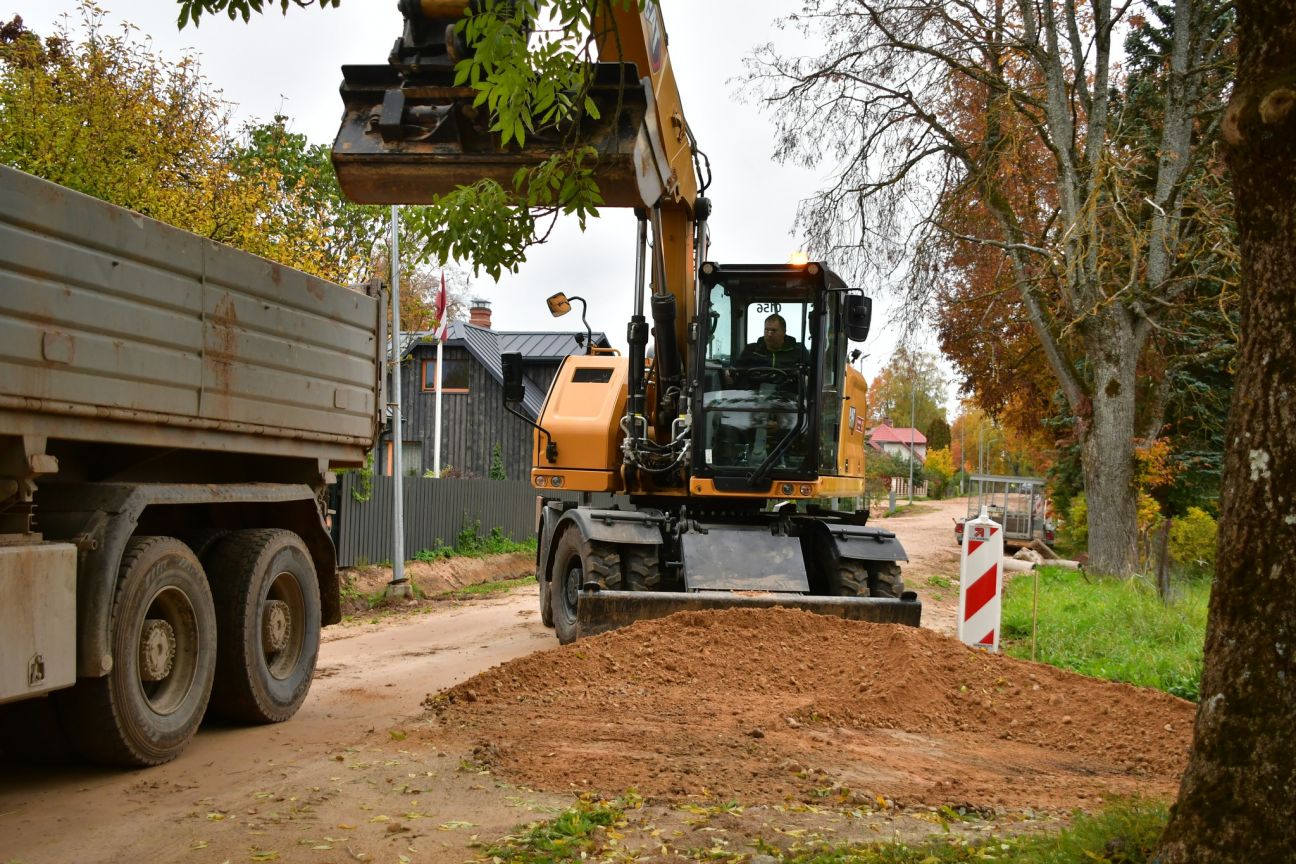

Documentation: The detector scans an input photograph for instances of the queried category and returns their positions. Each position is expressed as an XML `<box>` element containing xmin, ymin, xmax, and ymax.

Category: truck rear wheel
<box><xmin>549</xmin><ymin>530</ymin><xmax>619</xmax><ymax>645</ymax></box>
<box><xmin>204</xmin><ymin>529</ymin><xmax>321</xmax><ymax>724</ymax></box>
<box><xmin>867</xmin><ymin>561</ymin><xmax>904</xmax><ymax>598</ymax></box>
<box><xmin>59</xmin><ymin>536</ymin><xmax>217</xmax><ymax>767</ymax></box>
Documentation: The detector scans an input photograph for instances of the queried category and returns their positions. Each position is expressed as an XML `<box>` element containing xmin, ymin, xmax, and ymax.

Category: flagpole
<box><xmin>386</xmin><ymin>205</ymin><xmax>410</xmax><ymax>598</ymax></box>
<box><xmin>433</xmin><ymin>272</ymin><xmax>447</xmax><ymax>477</ymax></box>
<box><xmin>432</xmin><ymin>270</ymin><xmax>448</xmax><ymax>476</ymax></box>
<box><xmin>434</xmin><ymin>337</ymin><xmax>444</xmax><ymax>476</ymax></box>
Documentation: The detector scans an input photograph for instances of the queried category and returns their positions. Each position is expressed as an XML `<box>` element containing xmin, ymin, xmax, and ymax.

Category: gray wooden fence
<box><xmin>332</xmin><ymin>474</ymin><xmax>625</xmax><ymax>567</ymax></box>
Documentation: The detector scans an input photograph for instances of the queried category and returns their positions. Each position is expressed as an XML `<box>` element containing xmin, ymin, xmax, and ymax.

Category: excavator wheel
<box><xmin>621</xmin><ymin>546</ymin><xmax>661</xmax><ymax>590</ymax></box>
<box><xmin>867</xmin><ymin>561</ymin><xmax>905</xmax><ymax>598</ymax></box>
<box><xmin>550</xmin><ymin>529</ymin><xmax>620</xmax><ymax>644</ymax></box>
<box><xmin>832</xmin><ymin>559</ymin><xmax>871</xmax><ymax>597</ymax></box>
<box><xmin>538</xmin><ymin>570</ymin><xmax>554</xmax><ymax>628</ymax></box>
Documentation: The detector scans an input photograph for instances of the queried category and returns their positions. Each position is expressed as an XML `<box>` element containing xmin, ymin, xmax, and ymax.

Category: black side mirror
<box><xmin>502</xmin><ymin>352</ymin><xmax>525</xmax><ymax>403</ymax></box>
<box><xmin>846</xmin><ymin>295</ymin><xmax>873</xmax><ymax>342</ymax></box>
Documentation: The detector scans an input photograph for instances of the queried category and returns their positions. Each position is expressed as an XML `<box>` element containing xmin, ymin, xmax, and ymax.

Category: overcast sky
<box><xmin>11</xmin><ymin>0</ymin><xmax>962</xmax><ymax>419</ymax></box>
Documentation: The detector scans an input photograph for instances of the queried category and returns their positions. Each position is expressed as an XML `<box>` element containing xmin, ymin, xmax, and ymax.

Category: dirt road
<box><xmin>1</xmin><ymin>500</ymin><xmax>1190</xmax><ymax>862</ymax></box>
<box><xmin>0</xmin><ymin>592</ymin><xmax>563</xmax><ymax>863</ymax></box>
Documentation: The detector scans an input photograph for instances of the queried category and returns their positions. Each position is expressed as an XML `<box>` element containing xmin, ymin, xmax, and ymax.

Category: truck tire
<box><xmin>867</xmin><ymin>561</ymin><xmax>905</xmax><ymax>598</ymax></box>
<box><xmin>549</xmin><ymin>529</ymin><xmax>619</xmax><ymax>645</ymax></box>
<box><xmin>186</xmin><ymin>528</ymin><xmax>230</xmax><ymax>561</ymax></box>
<box><xmin>832</xmin><ymin>559</ymin><xmax>871</xmax><ymax>596</ymax></box>
<box><xmin>203</xmin><ymin>529</ymin><xmax>321</xmax><ymax>724</ymax></box>
<box><xmin>58</xmin><ymin>536</ymin><xmax>217</xmax><ymax>767</ymax></box>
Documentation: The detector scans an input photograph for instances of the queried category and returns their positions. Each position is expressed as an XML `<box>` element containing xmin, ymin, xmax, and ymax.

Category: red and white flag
<box><xmin>433</xmin><ymin>271</ymin><xmax>449</xmax><ymax>342</ymax></box>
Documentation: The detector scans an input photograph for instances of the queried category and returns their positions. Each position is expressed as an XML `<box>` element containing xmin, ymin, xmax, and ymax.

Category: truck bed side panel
<box><xmin>0</xmin><ymin>166</ymin><xmax>382</xmax><ymax>464</ymax></box>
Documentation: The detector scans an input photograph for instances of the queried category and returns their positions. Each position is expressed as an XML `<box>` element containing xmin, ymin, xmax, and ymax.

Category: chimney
<box><xmin>468</xmin><ymin>298</ymin><xmax>492</xmax><ymax>329</ymax></box>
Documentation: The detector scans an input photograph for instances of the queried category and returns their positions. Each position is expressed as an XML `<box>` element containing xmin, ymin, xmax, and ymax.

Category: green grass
<box><xmin>414</xmin><ymin>522</ymin><xmax>536</xmax><ymax>562</ymax></box>
<box><xmin>435</xmin><ymin>574</ymin><xmax>534</xmax><ymax>600</ymax></box>
<box><xmin>878</xmin><ymin>502</ymin><xmax>940</xmax><ymax>518</ymax></box>
<box><xmin>1001</xmin><ymin>566</ymin><xmax>1210</xmax><ymax>700</ymax></box>
<box><xmin>482</xmin><ymin>792</ymin><xmax>638</xmax><ymax>863</ymax></box>
<box><xmin>477</xmin><ymin>796</ymin><xmax>1169</xmax><ymax>863</ymax></box>
<box><xmin>773</xmin><ymin>799</ymin><xmax>1168</xmax><ymax>863</ymax></box>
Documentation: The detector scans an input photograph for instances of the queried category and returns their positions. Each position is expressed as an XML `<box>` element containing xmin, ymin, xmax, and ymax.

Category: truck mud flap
<box><xmin>576</xmin><ymin>589</ymin><xmax>922</xmax><ymax>639</ymax></box>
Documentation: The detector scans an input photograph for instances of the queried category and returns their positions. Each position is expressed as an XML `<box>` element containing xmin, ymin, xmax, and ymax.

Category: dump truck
<box><xmin>333</xmin><ymin>2</ymin><xmax>920</xmax><ymax>642</ymax></box>
<box><xmin>0</xmin><ymin>165</ymin><xmax>386</xmax><ymax>766</ymax></box>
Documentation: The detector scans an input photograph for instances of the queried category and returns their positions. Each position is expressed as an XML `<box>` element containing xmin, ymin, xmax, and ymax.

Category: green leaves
<box><xmin>408</xmin><ymin>182</ymin><xmax>537</xmax><ymax>281</ymax></box>
<box><xmin>171</xmin><ymin>0</ymin><xmax>649</xmax><ymax>274</ymax></box>
<box><xmin>176</xmin><ymin>0</ymin><xmax>342</xmax><ymax>30</ymax></box>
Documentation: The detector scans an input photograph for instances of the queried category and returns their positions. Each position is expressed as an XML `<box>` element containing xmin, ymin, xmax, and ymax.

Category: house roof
<box><xmin>396</xmin><ymin>321</ymin><xmax>611</xmax><ymax>419</ymax></box>
<box><xmin>868</xmin><ymin>423</ymin><xmax>928</xmax><ymax>445</ymax></box>
<box><xmin>497</xmin><ymin>330</ymin><xmax>609</xmax><ymax>360</ymax></box>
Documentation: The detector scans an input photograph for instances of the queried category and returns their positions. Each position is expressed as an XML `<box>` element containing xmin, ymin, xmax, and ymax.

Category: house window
<box><xmin>383</xmin><ymin>440</ymin><xmax>424</xmax><ymax>476</ymax></box>
<box><xmin>422</xmin><ymin>358</ymin><xmax>470</xmax><ymax>393</ymax></box>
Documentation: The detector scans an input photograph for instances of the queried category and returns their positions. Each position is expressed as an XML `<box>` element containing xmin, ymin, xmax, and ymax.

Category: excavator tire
<box><xmin>550</xmin><ymin>529</ymin><xmax>620</xmax><ymax>644</ymax></box>
<box><xmin>867</xmin><ymin>561</ymin><xmax>905</xmax><ymax>598</ymax></box>
<box><xmin>833</xmin><ymin>559</ymin><xmax>871</xmax><ymax>597</ymax></box>
<box><xmin>621</xmin><ymin>546</ymin><xmax>662</xmax><ymax>590</ymax></box>
<box><xmin>538</xmin><ymin>570</ymin><xmax>554</xmax><ymax>628</ymax></box>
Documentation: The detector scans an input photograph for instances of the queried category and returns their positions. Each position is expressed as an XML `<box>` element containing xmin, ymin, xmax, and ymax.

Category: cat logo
<box><xmin>643</xmin><ymin>6</ymin><xmax>666</xmax><ymax>74</ymax></box>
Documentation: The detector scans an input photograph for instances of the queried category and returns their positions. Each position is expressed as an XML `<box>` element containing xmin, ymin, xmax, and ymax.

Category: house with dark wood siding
<box><xmin>377</xmin><ymin>301</ymin><xmax>611</xmax><ymax>479</ymax></box>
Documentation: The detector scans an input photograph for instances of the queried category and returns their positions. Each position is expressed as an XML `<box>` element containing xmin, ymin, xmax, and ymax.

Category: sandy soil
<box><xmin>0</xmin><ymin>499</ymin><xmax>1194</xmax><ymax>863</ymax></box>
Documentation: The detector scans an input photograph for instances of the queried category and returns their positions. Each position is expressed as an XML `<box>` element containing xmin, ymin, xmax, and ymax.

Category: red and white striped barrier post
<box><xmin>957</xmin><ymin>507</ymin><xmax>1003</xmax><ymax>651</ymax></box>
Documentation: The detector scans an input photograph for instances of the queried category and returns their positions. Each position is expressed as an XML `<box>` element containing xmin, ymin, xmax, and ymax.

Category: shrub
<box><xmin>1065</xmin><ymin>493</ymin><xmax>1088</xmax><ymax>548</ymax></box>
<box><xmin>923</xmin><ymin>447</ymin><xmax>954</xmax><ymax>499</ymax></box>
<box><xmin>1170</xmin><ymin>507</ymin><xmax>1218</xmax><ymax>576</ymax></box>
<box><xmin>489</xmin><ymin>442</ymin><xmax>507</xmax><ymax>480</ymax></box>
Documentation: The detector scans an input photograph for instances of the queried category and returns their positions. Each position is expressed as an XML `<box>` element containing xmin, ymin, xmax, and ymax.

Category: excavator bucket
<box><xmin>577</xmin><ymin>589</ymin><xmax>922</xmax><ymax>638</ymax></box>
<box><xmin>332</xmin><ymin>62</ymin><xmax>655</xmax><ymax>206</ymax></box>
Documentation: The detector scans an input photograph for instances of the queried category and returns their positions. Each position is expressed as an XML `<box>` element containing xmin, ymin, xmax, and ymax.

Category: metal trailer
<box><xmin>954</xmin><ymin>474</ymin><xmax>1055</xmax><ymax>547</ymax></box>
<box><xmin>0</xmin><ymin>165</ymin><xmax>386</xmax><ymax>766</ymax></box>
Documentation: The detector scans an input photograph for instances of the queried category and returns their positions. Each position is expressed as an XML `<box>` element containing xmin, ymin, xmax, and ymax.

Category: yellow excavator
<box><xmin>333</xmin><ymin>0</ymin><xmax>920</xmax><ymax>643</ymax></box>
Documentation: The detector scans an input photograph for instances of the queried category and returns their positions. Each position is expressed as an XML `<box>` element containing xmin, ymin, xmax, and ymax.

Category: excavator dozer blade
<box><xmin>332</xmin><ymin>62</ymin><xmax>651</xmax><ymax>206</ymax></box>
<box><xmin>576</xmin><ymin>589</ymin><xmax>922</xmax><ymax>639</ymax></box>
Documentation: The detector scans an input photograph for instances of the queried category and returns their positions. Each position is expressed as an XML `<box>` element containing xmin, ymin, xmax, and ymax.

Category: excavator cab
<box><xmin>695</xmin><ymin>262</ymin><xmax>858</xmax><ymax>490</ymax></box>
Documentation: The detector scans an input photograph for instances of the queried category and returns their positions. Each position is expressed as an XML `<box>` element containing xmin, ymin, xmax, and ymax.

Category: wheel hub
<box><xmin>139</xmin><ymin>618</ymin><xmax>176</xmax><ymax>682</ymax></box>
<box><xmin>262</xmin><ymin>599</ymin><xmax>292</xmax><ymax>653</ymax></box>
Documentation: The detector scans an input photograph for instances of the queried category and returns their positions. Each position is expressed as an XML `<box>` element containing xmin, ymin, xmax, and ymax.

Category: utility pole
<box><xmin>959</xmin><ymin>419</ymin><xmax>965</xmax><ymax>495</ymax></box>
<box><xmin>386</xmin><ymin>205</ymin><xmax>411</xmax><ymax>600</ymax></box>
<box><xmin>978</xmin><ymin>421</ymin><xmax>985</xmax><ymax>474</ymax></box>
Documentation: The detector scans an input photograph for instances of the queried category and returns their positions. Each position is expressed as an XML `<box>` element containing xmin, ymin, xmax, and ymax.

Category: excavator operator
<box><xmin>731</xmin><ymin>313</ymin><xmax>809</xmax><ymax>395</ymax></box>
<box><xmin>738</xmin><ymin>314</ymin><xmax>808</xmax><ymax>369</ymax></box>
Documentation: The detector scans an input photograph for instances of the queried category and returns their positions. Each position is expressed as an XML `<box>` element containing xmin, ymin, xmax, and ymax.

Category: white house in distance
<box><xmin>867</xmin><ymin>421</ymin><xmax>928</xmax><ymax>463</ymax></box>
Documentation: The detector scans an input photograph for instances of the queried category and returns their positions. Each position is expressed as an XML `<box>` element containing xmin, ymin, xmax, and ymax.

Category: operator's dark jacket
<box><xmin>736</xmin><ymin>336</ymin><xmax>808</xmax><ymax>369</ymax></box>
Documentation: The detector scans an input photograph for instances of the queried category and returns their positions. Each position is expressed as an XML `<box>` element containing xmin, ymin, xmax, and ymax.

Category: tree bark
<box><xmin>1080</xmin><ymin>348</ymin><xmax>1141</xmax><ymax>575</ymax></box>
<box><xmin>1156</xmin><ymin>3</ymin><xmax>1296</xmax><ymax>859</ymax></box>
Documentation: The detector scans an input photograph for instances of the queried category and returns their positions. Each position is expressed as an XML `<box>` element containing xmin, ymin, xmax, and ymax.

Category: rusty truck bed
<box><xmin>0</xmin><ymin>166</ymin><xmax>385</xmax><ymax>467</ymax></box>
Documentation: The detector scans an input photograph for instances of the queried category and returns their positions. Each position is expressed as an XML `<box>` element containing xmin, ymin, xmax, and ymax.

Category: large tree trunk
<box><xmin>1079</xmin><ymin>333</ymin><xmax>1141</xmax><ymax>576</ymax></box>
<box><xmin>1156</xmin><ymin>3</ymin><xmax>1296</xmax><ymax>859</ymax></box>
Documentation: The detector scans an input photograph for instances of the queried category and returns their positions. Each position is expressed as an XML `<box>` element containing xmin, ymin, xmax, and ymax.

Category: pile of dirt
<box><xmin>424</xmin><ymin>607</ymin><xmax>1194</xmax><ymax>812</ymax></box>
